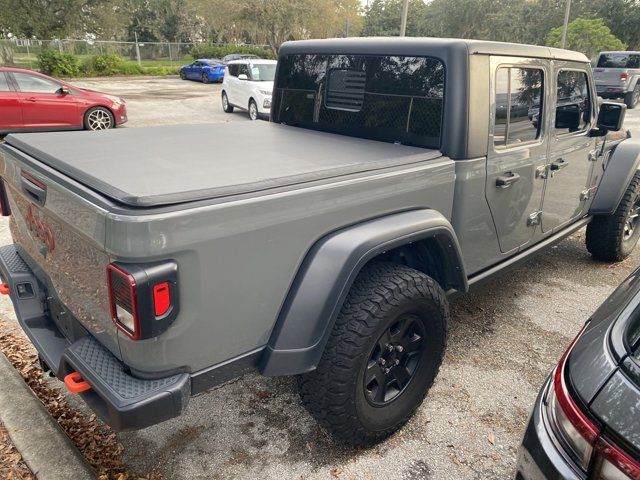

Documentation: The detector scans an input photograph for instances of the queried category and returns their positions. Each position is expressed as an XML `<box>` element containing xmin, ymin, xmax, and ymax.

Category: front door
<box><xmin>485</xmin><ymin>57</ymin><xmax>549</xmax><ymax>253</ymax></box>
<box><xmin>0</xmin><ymin>72</ymin><xmax>23</xmax><ymax>129</ymax></box>
<box><xmin>541</xmin><ymin>64</ymin><xmax>597</xmax><ymax>232</ymax></box>
<box><xmin>11</xmin><ymin>72</ymin><xmax>79</xmax><ymax>127</ymax></box>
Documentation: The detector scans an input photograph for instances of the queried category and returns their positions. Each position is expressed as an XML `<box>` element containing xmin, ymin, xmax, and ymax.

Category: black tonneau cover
<box><xmin>5</xmin><ymin>123</ymin><xmax>440</xmax><ymax>207</ymax></box>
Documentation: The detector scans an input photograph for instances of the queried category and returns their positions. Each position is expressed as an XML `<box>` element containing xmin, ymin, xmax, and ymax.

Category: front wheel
<box><xmin>202</xmin><ymin>73</ymin><xmax>210</xmax><ymax>84</ymax></box>
<box><xmin>297</xmin><ymin>262</ymin><xmax>449</xmax><ymax>446</ymax></box>
<box><xmin>248</xmin><ymin>99</ymin><xmax>259</xmax><ymax>121</ymax></box>
<box><xmin>624</xmin><ymin>86</ymin><xmax>640</xmax><ymax>109</ymax></box>
<box><xmin>222</xmin><ymin>92</ymin><xmax>234</xmax><ymax>113</ymax></box>
<box><xmin>587</xmin><ymin>170</ymin><xmax>640</xmax><ymax>261</ymax></box>
<box><xmin>84</xmin><ymin>107</ymin><xmax>114</xmax><ymax>131</ymax></box>
<box><xmin>180</xmin><ymin>71</ymin><xmax>186</xmax><ymax>80</ymax></box>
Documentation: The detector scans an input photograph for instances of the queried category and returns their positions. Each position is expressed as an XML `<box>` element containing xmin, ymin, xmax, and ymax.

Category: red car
<box><xmin>0</xmin><ymin>67</ymin><xmax>127</xmax><ymax>134</ymax></box>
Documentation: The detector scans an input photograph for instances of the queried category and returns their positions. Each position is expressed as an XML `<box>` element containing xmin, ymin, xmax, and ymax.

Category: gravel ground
<box><xmin>0</xmin><ymin>76</ymin><xmax>639</xmax><ymax>480</ymax></box>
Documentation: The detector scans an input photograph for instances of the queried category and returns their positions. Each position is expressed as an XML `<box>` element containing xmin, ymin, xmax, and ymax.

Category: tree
<box><xmin>545</xmin><ymin>18</ymin><xmax>626</xmax><ymax>59</ymax></box>
<box><xmin>4</xmin><ymin>0</ymin><xmax>87</xmax><ymax>39</ymax></box>
<box><xmin>363</xmin><ymin>0</ymin><xmax>428</xmax><ymax>36</ymax></box>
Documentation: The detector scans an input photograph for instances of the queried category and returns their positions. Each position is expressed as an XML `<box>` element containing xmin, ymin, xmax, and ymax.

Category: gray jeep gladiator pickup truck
<box><xmin>0</xmin><ymin>38</ymin><xmax>638</xmax><ymax>447</ymax></box>
<box><xmin>594</xmin><ymin>50</ymin><xmax>640</xmax><ymax>109</ymax></box>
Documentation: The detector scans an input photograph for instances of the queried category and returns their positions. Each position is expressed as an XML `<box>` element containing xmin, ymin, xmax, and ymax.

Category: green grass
<box><xmin>10</xmin><ymin>53</ymin><xmax>188</xmax><ymax>75</ymax></box>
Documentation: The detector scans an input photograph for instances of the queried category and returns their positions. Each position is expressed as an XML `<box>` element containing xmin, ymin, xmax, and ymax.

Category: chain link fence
<box><xmin>0</xmin><ymin>38</ymin><xmax>268</xmax><ymax>69</ymax></box>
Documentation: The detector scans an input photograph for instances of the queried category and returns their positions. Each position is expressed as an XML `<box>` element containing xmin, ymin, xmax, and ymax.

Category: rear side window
<box><xmin>227</xmin><ymin>65</ymin><xmax>238</xmax><ymax>77</ymax></box>
<box><xmin>554</xmin><ymin>70</ymin><xmax>590</xmax><ymax>135</ymax></box>
<box><xmin>272</xmin><ymin>54</ymin><xmax>445</xmax><ymax>149</ymax></box>
<box><xmin>493</xmin><ymin>67</ymin><xmax>544</xmax><ymax>147</ymax></box>
<box><xmin>597</xmin><ymin>53</ymin><xmax>640</xmax><ymax>68</ymax></box>
<box><xmin>13</xmin><ymin>72</ymin><xmax>61</xmax><ymax>94</ymax></box>
<box><xmin>0</xmin><ymin>73</ymin><xmax>11</xmax><ymax>91</ymax></box>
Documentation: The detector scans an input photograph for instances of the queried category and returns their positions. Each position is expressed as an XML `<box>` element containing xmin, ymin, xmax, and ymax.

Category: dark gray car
<box><xmin>517</xmin><ymin>267</ymin><xmax>640</xmax><ymax>479</ymax></box>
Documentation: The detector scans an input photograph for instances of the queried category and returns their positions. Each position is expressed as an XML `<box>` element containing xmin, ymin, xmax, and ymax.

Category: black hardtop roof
<box><xmin>279</xmin><ymin>37</ymin><xmax>589</xmax><ymax>63</ymax></box>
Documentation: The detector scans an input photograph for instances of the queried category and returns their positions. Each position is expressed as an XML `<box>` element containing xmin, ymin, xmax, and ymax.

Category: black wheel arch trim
<box><xmin>590</xmin><ymin>139</ymin><xmax>640</xmax><ymax>215</ymax></box>
<box><xmin>259</xmin><ymin>209</ymin><xmax>467</xmax><ymax>377</ymax></box>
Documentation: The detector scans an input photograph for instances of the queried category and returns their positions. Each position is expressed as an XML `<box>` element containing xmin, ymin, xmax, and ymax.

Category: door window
<box><xmin>0</xmin><ymin>73</ymin><xmax>11</xmax><ymax>91</ymax></box>
<box><xmin>554</xmin><ymin>70</ymin><xmax>590</xmax><ymax>135</ymax></box>
<box><xmin>227</xmin><ymin>65</ymin><xmax>238</xmax><ymax>77</ymax></box>
<box><xmin>238</xmin><ymin>65</ymin><xmax>249</xmax><ymax>77</ymax></box>
<box><xmin>13</xmin><ymin>73</ymin><xmax>62</xmax><ymax>94</ymax></box>
<box><xmin>494</xmin><ymin>67</ymin><xmax>544</xmax><ymax>147</ymax></box>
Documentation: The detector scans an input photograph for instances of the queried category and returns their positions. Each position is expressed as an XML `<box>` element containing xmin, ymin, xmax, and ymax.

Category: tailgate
<box><xmin>0</xmin><ymin>143</ymin><xmax>119</xmax><ymax>358</ymax></box>
<box><xmin>593</xmin><ymin>68</ymin><xmax>626</xmax><ymax>86</ymax></box>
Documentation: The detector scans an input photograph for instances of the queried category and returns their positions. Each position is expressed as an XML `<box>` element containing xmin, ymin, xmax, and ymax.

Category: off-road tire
<box><xmin>624</xmin><ymin>85</ymin><xmax>640</xmax><ymax>109</ymax></box>
<box><xmin>297</xmin><ymin>262</ymin><xmax>449</xmax><ymax>446</ymax></box>
<box><xmin>222</xmin><ymin>92</ymin><xmax>234</xmax><ymax>113</ymax></box>
<box><xmin>587</xmin><ymin>170</ymin><xmax>640</xmax><ymax>261</ymax></box>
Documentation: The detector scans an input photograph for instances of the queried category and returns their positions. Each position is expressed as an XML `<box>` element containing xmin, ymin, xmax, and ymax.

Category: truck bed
<box><xmin>5</xmin><ymin>123</ymin><xmax>440</xmax><ymax>207</ymax></box>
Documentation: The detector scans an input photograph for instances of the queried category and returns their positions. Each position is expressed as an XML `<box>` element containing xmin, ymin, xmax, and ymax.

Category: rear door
<box><xmin>236</xmin><ymin>64</ymin><xmax>251</xmax><ymax>109</ymax></box>
<box><xmin>11</xmin><ymin>72</ymin><xmax>80</xmax><ymax>128</ymax></box>
<box><xmin>540</xmin><ymin>65</ymin><xmax>597</xmax><ymax>233</ymax></box>
<box><xmin>0</xmin><ymin>72</ymin><xmax>23</xmax><ymax>129</ymax></box>
<box><xmin>485</xmin><ymin>57</ymin><xmax>549</xmax><ymax>253</ymax></box>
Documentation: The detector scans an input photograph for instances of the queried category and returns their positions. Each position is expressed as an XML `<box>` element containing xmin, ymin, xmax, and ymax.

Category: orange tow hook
<box><xmin>64</xmin><ymin>372</ymin><xmax>91</xmax><ymax>394</ymax></box>
<box><xmin>0</xmin><ymin>283</ymin><xmax>9</xmax><ymax>295</ymax></box>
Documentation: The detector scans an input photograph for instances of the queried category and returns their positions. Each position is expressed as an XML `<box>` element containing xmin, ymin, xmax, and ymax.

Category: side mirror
<box><xmin>238</xmin><ymin>74</ymin><xmax>248</xmax><ymax>81</ymax></box>
<box><xmin>597</xmin><ymin>101</ymin><xmax>626</xmax><ymax>132</ymax></box>
<box><xmin>59</xmin><ymin>86</ymin><xmax>71</xmax><ymax>95</ymax></box>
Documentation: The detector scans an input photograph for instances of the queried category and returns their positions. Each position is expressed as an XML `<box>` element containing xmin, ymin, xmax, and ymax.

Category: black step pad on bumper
<box><xmin>0</xmin><ymin>244</ymin><xmax>190</xmax><ymax>431</ymax></box>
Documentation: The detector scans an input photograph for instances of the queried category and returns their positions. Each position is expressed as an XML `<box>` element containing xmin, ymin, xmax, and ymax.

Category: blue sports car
<box><xmin>179</xmin><ymin>58</ymin><xmax>225</xmax><ymax>83</ymax></box>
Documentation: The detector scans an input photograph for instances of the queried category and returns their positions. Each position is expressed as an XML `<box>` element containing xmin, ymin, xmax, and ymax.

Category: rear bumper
<box><xmin>516</xmin><ymin>378</ymin><xmax>585</xmax><ymax>480</ymax></box>
<box><xmin>0</xmin><ymin>244</ymin><xmax>190</xmax><ymax>431</ymax></box>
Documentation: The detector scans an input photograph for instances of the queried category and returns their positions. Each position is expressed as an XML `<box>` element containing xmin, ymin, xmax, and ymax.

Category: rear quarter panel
<box><xmin>111</xmin><ymin>157</ymin><xmax>456</xmax><ymax>374</ymax></box>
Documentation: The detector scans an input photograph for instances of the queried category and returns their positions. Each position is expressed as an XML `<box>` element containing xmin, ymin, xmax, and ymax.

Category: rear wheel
<box><xmin>624</xmin><ymin>85</ymin><xmax>640</xmax><ymax>109</ymax></box>
<box><xmin>202</xmin><ymin>73</ymin><xmax>210</xmax><ymax>84</ymax></box>
<box><xmin>297</xmin><ymin>262</ymin><xmax>449</xmax><ymax>446</ymax></box>
<box><xmin>84</xmin><ymin>107</ymin><xmax>114</xmax><ymax>131</ymax></box>
<box><xmin>587</xmin><ymin>170</ymin><xmax>640</xmax><ymax>261</ymax></box>
<box><xmin>248</xmin><ymin>99</ymin><xmax>258</xmax><ymax>121</ymax></box>
<box><xmin>222</xmin><ymin>92</ymin><xmax>234</xmax><ymax>113</ymax></box>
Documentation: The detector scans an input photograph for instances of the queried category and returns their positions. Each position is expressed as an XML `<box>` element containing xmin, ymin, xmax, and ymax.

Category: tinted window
<box><xmin>0</xmin><ymin>73</ymin><xmax>11</xmax><ymax>92</ymax></box>
<box><xmin>238</xmin><ymin>64</ymin><xmax>249</xmax><ymax>77</ymax></box>
<box><xmin>227</xmin><ymin>65</ymin><xmax>238</xmax><ymax>77</ymax></box>
<box><xmin>597</xmin><ymin>53</ymin><xmax>640</xmax><ymax>68</ymax></box>
<box><xmin>13</xmin><ymin>73</ymin><xmax>62</xmax><ymax>94</ymax></box>
<box><xmin>554</xmin><ymin>70</ymin><xmax>590</xmax><ymax>135</ymax></box>
<box><xmin>272</xmin><ymin>54</ymin><xmax>445</xmax><ymax>149</ymax></box>
<box><xmin>494</xmin><ymin>67</ymin><xmax>543</xmax><ymax>147</ymax></box>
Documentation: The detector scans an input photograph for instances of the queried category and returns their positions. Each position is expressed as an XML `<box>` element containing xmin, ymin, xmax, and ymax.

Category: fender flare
<box><xmin>259</xmin><ymin>209</ymin><xmax>467</xmax><ymax>376</ymax></box>
<box><xmin>629</xmin><ymin>75</ymin><xmax>640</xmax><ymax>92</ymax></box>
<box><xmin>590</xmin><ymin>139</ymin><xmax>640</xmax><ymax>215</ymax></box>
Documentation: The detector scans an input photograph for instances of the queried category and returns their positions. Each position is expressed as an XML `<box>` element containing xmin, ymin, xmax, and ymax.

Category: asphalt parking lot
<box><xmin>1</xmin><ymin>76</ymin><xmax>640</xmax><ymax>479</ymax></box>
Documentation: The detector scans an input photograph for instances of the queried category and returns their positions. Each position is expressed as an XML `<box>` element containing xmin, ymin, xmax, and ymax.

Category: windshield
<box><xmin>272</xmin><ymin>54</ymin><xmax>445</xmax><ymax>149</ymax></box>
<box><xmin>597</xmin><ymin>53</ymin><xmax>640</xmax><ymax>68</ymax></box>
<box><xmin>250</xmin><ymin>64</ymin><xmax>276</xmax><ymax>81</ymax></box>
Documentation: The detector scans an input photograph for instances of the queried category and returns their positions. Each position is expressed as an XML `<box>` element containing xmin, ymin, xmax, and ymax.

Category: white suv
<box><xmin>221</xmin><ymin>59</ymin><xmax>277</xmax><ymax>120</ymax></box>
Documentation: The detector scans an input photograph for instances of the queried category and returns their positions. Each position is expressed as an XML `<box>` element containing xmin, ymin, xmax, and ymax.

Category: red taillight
<box><xmin>552</xmin><ymin>325</ymin><xmax>600</xmax><ymax>446</ymax></box>
<box><xmin>548</xmin><ymin>324</ymin><xmax>640</xmax><ymax>479</ymax></box>
<box><xmin>153</xmin><ymin>282</ymin><xmax>171</xmax><ymax>317</ymax></box>
<box><xmin>597</xmin><ymin>437</ymin><xmax>640</xmax><ymax>480</ymax></box>
<box><xmin>621</xmin><ymin>73</ymin><xmax>629</xmax><ymax>82</ymax></box>
<box><xmin>107</xmin><ymin>263</ymin><xmax>140</xmax><ymax>340</ymax></box>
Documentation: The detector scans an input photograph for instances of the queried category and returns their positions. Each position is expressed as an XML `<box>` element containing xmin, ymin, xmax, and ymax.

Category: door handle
<box><xmin>550</xmin><ymin>158</ymin><xmax>569</xmax><ymax>171</ymax></box>
<box><xmin>24</xmin><ymin>97</ymin><xmax>37</xmax><ymax>102</ymax></box>
<box><xmin>496</xmin><ymin>172</ymin><xmax>521</xmax><ymax>188</ymax></box>
<box><xmin>20</xmin><ymin>172</ymin><xmax>47</xmax><ymax>207</ymax></box>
